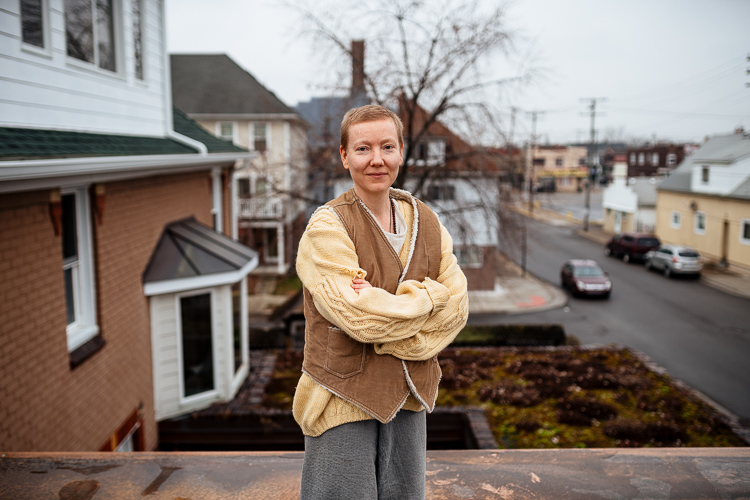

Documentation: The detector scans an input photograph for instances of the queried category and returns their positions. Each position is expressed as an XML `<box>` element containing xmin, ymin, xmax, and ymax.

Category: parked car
<box><xmin>604</xmin><ymin>232</ymin><xmax>660</xmax><ymax>263</ymax></box>
<box><xmin>644</xmin><ymin>244</ymin><xmax>703</xmax><ymax>278</ymax></box>
<box><xmin>560</xmin><ymin>259</ymin><xmax>612</xmax><ymax>298</ymax></box>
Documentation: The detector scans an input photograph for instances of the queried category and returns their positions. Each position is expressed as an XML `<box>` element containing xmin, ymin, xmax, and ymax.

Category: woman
<box><xmin>294</xmin><ymin>104</ymin><xmax>469</xmax><ymax>499</ymax></box>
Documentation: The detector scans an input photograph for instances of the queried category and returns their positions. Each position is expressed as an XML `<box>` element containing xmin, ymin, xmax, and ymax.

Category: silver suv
<box><xmin>644</xmin><ymin>244</ymin><xmax>702</xmax><ymax>278</ymax></box>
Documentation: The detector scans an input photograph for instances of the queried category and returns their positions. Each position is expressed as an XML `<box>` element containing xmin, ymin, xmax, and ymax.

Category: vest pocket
<box><xmin>324</xmin><ymin>326</ymin><xmax>366</xmax><ymax>378</ymax></box>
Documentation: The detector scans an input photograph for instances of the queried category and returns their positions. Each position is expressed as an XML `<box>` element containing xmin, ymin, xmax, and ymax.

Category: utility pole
<box><xmin>508</xmin><ymin>107</ymin><xmax>518</xmax><ymax>187</ymax></box>
<box><xmin>581</xmin><ymin>98</ymin><xmax>605</xmax><ymax>231</ymax></box>
<box><xmin>526</xmin><ymin>110</ymin><xmax>544</xmax><ymax>213</ymax></box>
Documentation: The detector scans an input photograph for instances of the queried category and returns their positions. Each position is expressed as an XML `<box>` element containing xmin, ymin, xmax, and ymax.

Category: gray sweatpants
<box><xmin>300</xmin><ymin>410</ymin><xmax>427</xmax><ymax>500</ymax></box>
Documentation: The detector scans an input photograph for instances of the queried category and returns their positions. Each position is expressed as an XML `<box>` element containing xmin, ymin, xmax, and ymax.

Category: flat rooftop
<box><xmin>2</xmin><ymin>448</ymin><xmax>749</xmax><ymax>499</ymax></box>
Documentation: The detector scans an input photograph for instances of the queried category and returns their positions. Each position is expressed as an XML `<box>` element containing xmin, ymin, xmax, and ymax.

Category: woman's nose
<box><xmin>371</xmin><ymin>149</ymin><xmax>384</xmax><ymax>165</ymax></box>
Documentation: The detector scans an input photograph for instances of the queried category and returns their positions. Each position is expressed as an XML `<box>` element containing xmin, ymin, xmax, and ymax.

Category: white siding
<box><xmin>150</xmin><ymin>286</ymin><xmax>235</xmax><ymax>421</ymax></box>
<box><xmin>0</xmin><ymin>0</ymin><xmax>169</xmax><ymax>136</ymax></box>
<box><xmin>691</xmin><ymin>157</ymin><xmax>750</xmax><ymax>195</ymax></box>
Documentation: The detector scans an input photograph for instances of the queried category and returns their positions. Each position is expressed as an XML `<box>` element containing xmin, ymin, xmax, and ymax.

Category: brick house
<box><xmin>1</xmin><ymin>1</ymin><xmax>256</xmax><ymax>451</ymax></box>
<box><xmin>626</xmin><ymin>143</ymin><xmax>697</xmax><ymax>178</ymax></box>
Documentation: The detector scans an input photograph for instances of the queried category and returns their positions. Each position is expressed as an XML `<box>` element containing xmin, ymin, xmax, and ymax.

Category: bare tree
<box><xmin>289</xmin><ymin>0</ymin><xmax>533</xmax><ymax>267</ymax></box>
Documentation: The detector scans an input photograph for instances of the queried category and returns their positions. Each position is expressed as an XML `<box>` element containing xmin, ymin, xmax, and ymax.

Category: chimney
<box><xmin>351</xmin><ymin>40</ymin><xmax>365</xmax><ymax>97</ymax></box>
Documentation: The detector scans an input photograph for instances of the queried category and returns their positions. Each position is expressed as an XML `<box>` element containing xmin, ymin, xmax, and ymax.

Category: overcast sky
<box><xmin>165</xmin><ymin>0</ymin><xmax>750</xmax><ymax>146</ymax></box>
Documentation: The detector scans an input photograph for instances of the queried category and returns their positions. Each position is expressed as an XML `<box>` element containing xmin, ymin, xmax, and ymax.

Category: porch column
<box><xmin>277</xmin><ymin>222</ymin><xmax>285</xmax><ymax>274</ymax></box>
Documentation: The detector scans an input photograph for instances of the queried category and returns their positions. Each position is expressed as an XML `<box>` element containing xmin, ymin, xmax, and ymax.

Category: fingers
<box><xmin>351</xmin><ymin>278</ymin><xmax>372</xmax><ymax>294</ymax></box>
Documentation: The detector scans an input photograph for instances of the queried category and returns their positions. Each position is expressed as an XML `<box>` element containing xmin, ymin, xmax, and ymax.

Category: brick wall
<box><xmin>0</xmin><ymin>170</ymin><xmax>213</xmax><ymax>452</ymax></box>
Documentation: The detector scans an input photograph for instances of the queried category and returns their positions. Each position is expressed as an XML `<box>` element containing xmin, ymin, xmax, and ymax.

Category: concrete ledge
<box><xmin>2</xmin><ymin>448</ymin><xmax>749</xmax><ymax>499</ymax></box>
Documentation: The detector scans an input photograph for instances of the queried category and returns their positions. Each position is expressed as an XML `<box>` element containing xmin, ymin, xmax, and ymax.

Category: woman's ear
<box><xmin>340</xmin><ymin>145</ymin><xmax>349</xmax><ymax>170</ymax></box>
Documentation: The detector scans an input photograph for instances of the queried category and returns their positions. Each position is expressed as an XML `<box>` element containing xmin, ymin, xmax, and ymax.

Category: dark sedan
<box><xmin>560</xmin><ymin>259</ymin><xmax>612</xmax><ymax>298</ymax></box>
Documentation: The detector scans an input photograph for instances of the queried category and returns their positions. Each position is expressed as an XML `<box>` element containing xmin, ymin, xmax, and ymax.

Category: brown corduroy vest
<box><xmin>301</xmin><ymin>189</ymin><xmax>443</xmax><ymax>423</ymax></box>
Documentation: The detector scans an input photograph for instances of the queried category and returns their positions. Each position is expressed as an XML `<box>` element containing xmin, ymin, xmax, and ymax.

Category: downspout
<box><xmin>160</xmin><ymin>0</ymin><xmax>207</xmax><ymax>156</ymax></box>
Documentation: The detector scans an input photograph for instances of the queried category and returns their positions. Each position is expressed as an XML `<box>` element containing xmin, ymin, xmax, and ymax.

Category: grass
<box><xmin>262</xmin><ymin>346</ymin><xmax>747</xmax><ymax>449</ymax></box>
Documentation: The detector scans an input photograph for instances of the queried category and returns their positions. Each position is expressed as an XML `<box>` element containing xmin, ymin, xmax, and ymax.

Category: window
<box><xmin>579</xmin><ymin>157</ymin><xmax>586</xmax><ymax>166</ymax></box>
<box><xmin>638</xmin><ymin>153</ymin><xmax>645</xmax><ymax>166</ymax></box>
<box><xmin>237</xmin><ymin>177</ymin><xmax>251</xmax><ymax>198</ymax></box>
<box><xmin>666</xmin><ymin>153</ymin><xmax>677</xmax><ymax>167</ymax></box>
<box><xmin>65</xmin><ymin>0</ymin><xmax>117</xmax><ymax>72</ymax></box>
<box><xmin>21</xmin><ymin>0</ymin><xmax>46</xmax><ymax>48</ymax></box>
<box><xmin>670</xmin><ymin>211</ymin><xmax>681</xmax><ymax>229</ymax></box>
<box><xmin>740</xmin><ymin>219</ymin><xmax>750</xmax><ymax>246</ymax></box>
<box><xmin>652</xmin><ymin>153</ymin><xmax>659</xmax><ymax>165</ymax></box>
<box><xmin>629</xmin><ymin>153</ymin><xmax>636</xmax><ymax>165</ymax></box>
<box><xmin>427</xmin><ymin>140</ymin><xmax>446</xmax><ymax>164</ymax></box>
<box><xmin>555</xmin><ymin>157</ymin><xmax>563</xmax><ymax>166</ymax></box>
<box><xmin>701</xmin><ymin>166</ymin><xmax>709</xmax><ymax>183</ymax></box>
<box><xmin>179</xmin><ymin>292</ymin><xmax>215</xmax><ymax>399</ymax></box>
<box><xmin>217</xmin><ymin>122</ymin><xmax>234</xmax><ymax>142</ymax></box>
<box><xmin>533</xmin><ymin>158</ymin><xmax>545</xmax><ymax>166</ymax></box>
<box><xmin>61</xmin><ymin>188</ymin><xmax>98</xmax><ymax>351</ymax></box>
<box><xmin>253</xmin><ymin>123</ymin><xmax>268</xmax><ymax>152</ymax></box>
<box><xmin>455</xmin><ymin>247</ymin><xmax>483</xmax><ymax>269</ymax></box>
<box><xmin>132</xmin><ymin>0</ymin><xmax>144</xmax><ymax>79</ymax></box>
<box><xmin>694</xmin><ymin>211</ymin><xmax>706</xmax><ymax>235</ymax></box>
<box><xmin>426</xmin><ymin>184</ymin><xmax>455</xmax><ymax>201</ymax></box>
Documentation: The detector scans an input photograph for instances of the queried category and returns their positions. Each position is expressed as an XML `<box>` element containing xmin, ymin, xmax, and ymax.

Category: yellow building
<box><xmin>656</xmin><ymin>132</ymin><xmax>750</xmax><ymax>271</ymax></box>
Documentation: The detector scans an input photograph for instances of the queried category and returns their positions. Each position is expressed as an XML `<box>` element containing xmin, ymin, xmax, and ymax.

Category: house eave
<box><xmin>0</xmin><ymin>152</ymin><xmax>254</xmax><ymax>194</ymax></box>
<box><xmin>143</xmin><ymin>256</ymin><xmax>259</xmax><ymax>297</ymax></box>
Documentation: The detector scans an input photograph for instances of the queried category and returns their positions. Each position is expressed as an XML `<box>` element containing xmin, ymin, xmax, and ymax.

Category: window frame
<box><xmin>694</xmin><ymin>211</ymin><xmax>706</xmax><ymax>235</ymax></box>
<box><xmin>740</xmin><ymin>219</ymin><xmax>750</xmax><ymax>246</ymax></box>
<box><xmin>666</xmin><ymin>153</ymin><xmax>677</xmax><ymax>167</ymax></box>
<box><xmin>61</xmin><ymin>186</ymin><xmax>99</xmax><ymax>352</ymax></box>
<box><xmin>651</xmin><ymin>152</ymin><xmax>659</xmax><ymax>165</ymax></box>
<box><xmin>252</xmin><ymin>122</ymin><xmax>269</xmax><ymax>152</ymax></box>
<box><xmin>701</xmin><ymin>166</ymin><xmax>709</xmax><ymax>184</ymax></box>
<box><xmin>63</xmin><ymin>0</ymin><xmax>123</xmax><ymax>75</ymax></box>
<box><xmin>216</xmin><ymin>122</ymin><xmax>236</xmax><ymax>143</ymax></box>
<box><xmin>176</xmin><ymin>289</ymin><xmax>219</xmax><ymax>406</ymax></box>
<box><xmin>455</xmin><ymin>246</ymin><xmax>483</xmax><ymax>269</ymax></box>
<box><xmin>670</xmin><ymin>210</ymin><xmax>681</xmax><ymax>229</ymax></box>
<box><xmin>638</xmin><ymin>153</ymin><xmax>645</xmax><ymax>166</ymax></box>
<box><xmin>20</xmin><ymin>0</ymin><xmax>51</xmax><ymax>56</ymax></box>
<box><xmin>131</xmin><ymin>0</ymin><xmax>145</xmax><ymax>80</ymax></box>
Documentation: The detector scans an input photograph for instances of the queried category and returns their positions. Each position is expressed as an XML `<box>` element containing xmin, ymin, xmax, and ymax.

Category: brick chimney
<box><xmin>351</xmin><ymin>40</ymin><xmax>365</xmax><ymax>97</ymax></box>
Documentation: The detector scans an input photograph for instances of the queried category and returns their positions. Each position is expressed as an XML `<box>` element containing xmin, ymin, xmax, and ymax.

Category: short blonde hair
<box><xmin>340</xmin><ymin>105</ymin><xmax>404</xmax><ymax>150</ymax></box>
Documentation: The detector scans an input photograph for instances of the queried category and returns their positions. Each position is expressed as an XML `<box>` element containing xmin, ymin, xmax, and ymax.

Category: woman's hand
<box><xmin>351</xmin><ymin>278</ymin><xmax>372</xmax><ymax>294</ymax></box>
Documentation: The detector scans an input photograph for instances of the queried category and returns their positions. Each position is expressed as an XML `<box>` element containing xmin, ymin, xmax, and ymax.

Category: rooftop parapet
<box><xmin>2</xmin><ymin>448</ymin><xmax>749</xmax><ymax>499</ymax></box>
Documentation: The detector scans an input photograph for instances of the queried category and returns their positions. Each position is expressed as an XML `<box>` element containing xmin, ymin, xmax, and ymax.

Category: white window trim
<box><xmin>63</xmin><ymin>0</ymin><xmax>125</xmax><ymax>77</ymax></box>
<box><xmin>250</xmin><ymin>122</ymin><xmax>270</xmax><ymax>152</ymax></box>
<box><xmin>211</xmin><ymin>167</ymin><xmax>223</xmax><ymax>232</ymax></box>
<box><xmin>216</xmin><ymin>122</ymin><xmax>238</xmax><ymax>144</ymax></box>
<box><xmin>20</xmin><ymin>0</ymin><xmax>52</xmax><ymax>58</ymax></box>
<box><xmin>740</xmin><ymin>219</ymin><xmax>750</xmax><ymax>246</ymax></box>
<box><xmin>176</xmin><ymin>289</ymin><xmax>220</xmax><ymax>406</ymax></box>
<box><xmin>670</xmin><ymin>210</ymin><xmax>681</xmax><ymax>229</ymax></box>
<box><xmin>229</xmin><ymin>278</ymin><xmax>249</xmax><ymax>395</ymax></box>
<box><xmin>694</xmin><ymin>211</ymin><xmax>706</xmax><ymax>236</ymax></box>
<box><xmin>63</xmin><ymin>186</ymin><xmax>99</xmax><ymax>352</ymax></box>
<box><xmin>131</xmin><ymin>0</ymin><xmax>146</xmax><ymax>82</ymax></box>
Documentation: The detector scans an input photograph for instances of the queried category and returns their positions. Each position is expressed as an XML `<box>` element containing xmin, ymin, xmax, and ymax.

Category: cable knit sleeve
<box><xmin>373</xmin><ymin>223</ymin><xmax>469</xmax><ymax>360</ymax></box>
<box><xmin>296</xmin><ymin>207</ymin><xmax>451</xmax><ymax>344</ymax></box>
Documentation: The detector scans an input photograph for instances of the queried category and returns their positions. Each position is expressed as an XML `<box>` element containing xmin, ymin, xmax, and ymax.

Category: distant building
<box><xmin>626</xmin><ymin>143</ymin><xmax>697</xmax><ymax>178</ymax></box>
<box><xmin>171</xmin><ymin>54</ymin><xmax>309</xmax><ymax>276</ymax></box>
<box><xmin>602</xmin><ymin>156</ymin><xmax>659</xmax><ymax>234</ymax></box>
<box><xmin>530</xmin><ymin>145</ymin><xmax>589</xmax><ymax>192</ymax></box>
<box><xmin>656</xmin><ymin>130</ymin><xmax>750</xmax><ymax>270</ymax></box>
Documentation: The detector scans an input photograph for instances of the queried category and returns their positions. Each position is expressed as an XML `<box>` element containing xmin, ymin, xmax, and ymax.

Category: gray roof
<box><xmin>690</xmin><ymin>133</ymin><xmax>750</xmax><ymax>164</ymax></box>
<box><xmin>170</xmin><ymin>54</ymin><xmax>297</xmax><ymax>116</ymax></box>
<box><xmin>143</xmin><ymin>217</ymin><xmax>257</xmax><ymax>287</ymax></box>
<box><xmin>659</xmin><ymin>132</ymin><xmax>750</xmax><ymax>199</ymax></box>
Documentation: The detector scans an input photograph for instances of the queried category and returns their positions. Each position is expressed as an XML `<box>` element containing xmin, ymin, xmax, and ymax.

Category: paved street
<box><xmin>527</xmin><ymin>189</ymin><xmax>605</xmax><ymax>222</ymax></box>
<box><xmin>471</xmin><ymin>216</ymin><xmax>750</xmax><ymax>424</ymax></box>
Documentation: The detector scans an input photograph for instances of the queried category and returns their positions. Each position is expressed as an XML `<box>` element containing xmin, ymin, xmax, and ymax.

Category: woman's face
<box><xmin>340</xmin><ymin>119</ymin><xmax>403</xmax><ymax>199</ymax></box>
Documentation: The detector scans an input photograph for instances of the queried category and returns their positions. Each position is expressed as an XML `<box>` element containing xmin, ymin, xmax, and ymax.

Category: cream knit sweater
<box><xmin>293</xmin><ymin>196</ymin><xmax>469</xmax><ymax>437</ymax></box>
